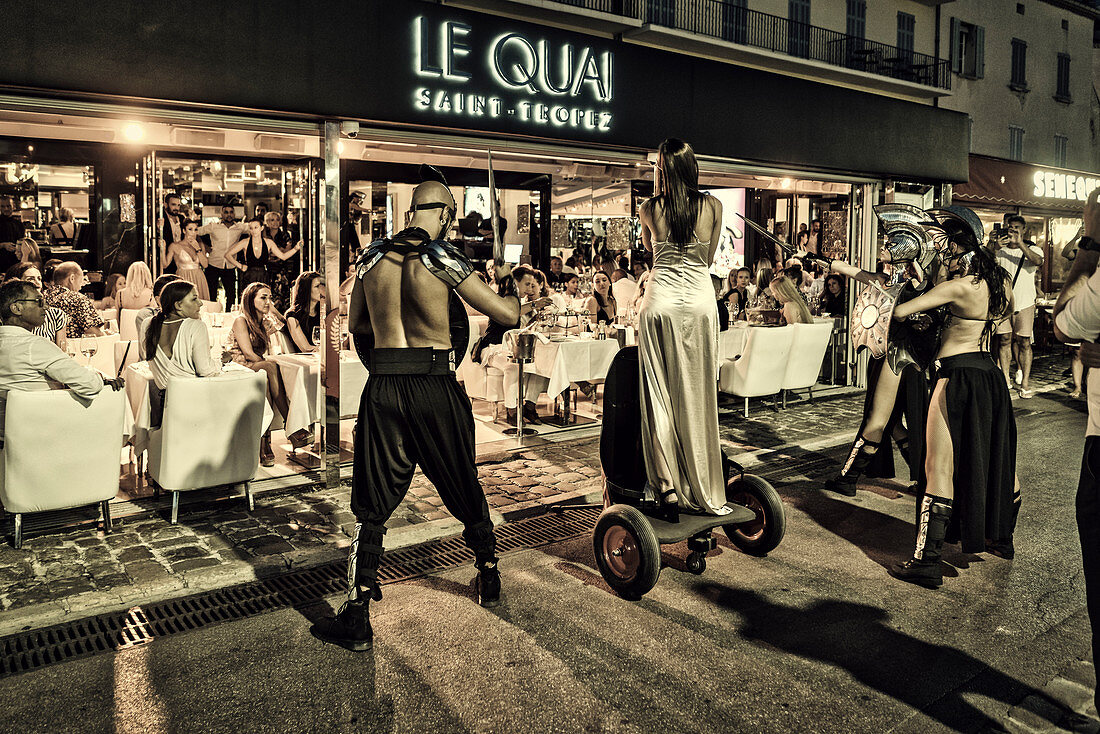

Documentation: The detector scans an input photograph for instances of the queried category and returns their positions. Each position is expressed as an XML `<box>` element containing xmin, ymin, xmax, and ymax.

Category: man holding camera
<box><xmin>993</xmin><ymin>214</ymin><xmax>1044</xmax><ymax>398</ymax></box>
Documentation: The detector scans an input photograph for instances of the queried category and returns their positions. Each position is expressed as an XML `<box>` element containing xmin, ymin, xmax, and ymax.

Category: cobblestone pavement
<box><xmin>0</xmin><ymin>353</ymin><xmax>1077</xmax><ymax>621</ymax></box>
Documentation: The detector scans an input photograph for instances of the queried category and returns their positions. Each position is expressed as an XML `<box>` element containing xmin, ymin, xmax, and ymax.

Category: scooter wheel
<box><xmin>593</xmin><ymin>504</ymin><xmax>661</xmax><ymax>599</ymax></box>
<box><xmin>724</xmin><ymin>474</ymin><xmax>786</xmax><ymax>557</ymax></box>
<box><xmin>685</xmin><ymin>552</ymin><xmax>706</xmax><ymax>575</ymax></box>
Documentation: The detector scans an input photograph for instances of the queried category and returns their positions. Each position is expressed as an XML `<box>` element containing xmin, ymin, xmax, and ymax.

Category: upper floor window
<box><xmin>950</xmin><ymin>19</ymin><xmax>984</xmax><ymax>79</ymax></box>
<box><xmin>897</xmin><ymin>12</ymin><xmax>915</xmax><ymax>55</ymax></box>
<box><xmin>789</xmin><ymin>0</ymin><xmax>811</xmax><ymax>59</ymax></box>
<box><xmin>1054</xmin><ymin>135</ymin><xmax>1068</xmax><ymax>167</ymax></box>
<box><xmin>1010</xmin><ymin>39</ymin><xmax>1028</xmax><ymax>91</ymax></box>
<box><xmin>1056</xmin><ymin>54</ymin><xmax>1072</xmax><ymax>103</ymax></box>
<box><xmin>846</xmin><ymin>0</ymin><xmax>866</xmax><ymax>40</ymax></box>
<box><xmin>1009</xmin><ymin>126</ymin><xmax>1025</xmax><ymax>161</ymax></box>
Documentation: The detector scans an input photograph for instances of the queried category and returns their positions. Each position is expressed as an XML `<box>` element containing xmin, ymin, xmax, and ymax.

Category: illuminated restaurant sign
<box><xmin>412</xmin><ymin>16</ymin><xmax>614</xmax><ymax>132</ymax></box>
<box><xmin>1033</xmin><ymin>169</ymin><xmax>1100</xmax><ymax>202</ymax></box>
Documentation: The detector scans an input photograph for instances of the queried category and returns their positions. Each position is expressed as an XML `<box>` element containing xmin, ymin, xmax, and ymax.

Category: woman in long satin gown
<box><xmin>637</xmin><ymin>138</ymin><xmax>730</xmax><ymax>515</ymax></box>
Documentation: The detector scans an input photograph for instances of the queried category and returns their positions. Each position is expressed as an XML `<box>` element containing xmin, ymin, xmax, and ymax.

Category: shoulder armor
<box><xmin>355</xmin><ymin>238</ymin><xmax>391</xmax><ymax>280</ymax></box>
<box><xmin>420</xmin><ymin>240</ymin><xmax>475</xmax><ymax>289</ymax></box>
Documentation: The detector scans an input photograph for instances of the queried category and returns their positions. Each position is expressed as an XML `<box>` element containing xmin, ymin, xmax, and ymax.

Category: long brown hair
<box><xmin>654</xmin><ymin>138</ymin><xmax>705</xmax><ymax>245</ymax></box>
<box><xmin>239</xmin><ymin>282</ymin><xmax>271</xmax><ymax>354</ymax></box>
<box><xmin>145</xmin><ymin>281</ymin><xmax>195</xmax><ymax>358</ymax></box>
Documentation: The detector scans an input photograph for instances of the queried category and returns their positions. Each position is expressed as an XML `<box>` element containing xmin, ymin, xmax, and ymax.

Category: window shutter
<box><xmin>975</xmin><ymin>25</ymin><xmax>985</xmax><ymax>79</ymax></box>
<box><xmin>950</xmin><ymin>17</ymin><xmax>961</xmax><ymax>74</ymax></box>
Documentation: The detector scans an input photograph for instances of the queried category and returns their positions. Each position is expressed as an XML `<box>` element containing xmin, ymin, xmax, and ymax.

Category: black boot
<box><xmin>987</xmin><ymin>490</ymin><xmax>1020</xmax><ymax>559</ymax></box>
<box><xmin>310</xmin><ymin>598</ymin><xmax>374</xmax><ymax>652</ymax></box>
<box><xmin>890</xmin><ymin>495</ymin><xmax>953</xmax><ymax>589</ymax></box>
<box><xmin>476</xmin><ymin>561</ymin><xmax>501</xmax><ymax>608</ymax></box>
<box><xmin>824</xmin><ymin>436</ymin><xmax>881</xmax><ymax>497</ymax></box>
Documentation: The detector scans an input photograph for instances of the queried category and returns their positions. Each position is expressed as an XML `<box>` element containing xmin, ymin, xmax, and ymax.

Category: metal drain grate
<box><xmin>0</xmin><ymin>506</ymin><xmax>600</xmax><ymax>679</ymax></box>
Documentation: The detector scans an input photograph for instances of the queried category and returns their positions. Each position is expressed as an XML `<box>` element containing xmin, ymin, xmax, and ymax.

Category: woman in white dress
<box><xmin>637</xmin><ymin>138</ymin><xmax>728</xmax><ymax>515</ymax></box>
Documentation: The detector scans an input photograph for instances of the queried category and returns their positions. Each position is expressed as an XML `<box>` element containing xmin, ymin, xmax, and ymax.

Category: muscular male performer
<box><xmin>311</xmin><ymin>180</ymin><xmax>520</xmax><ymax>651</ymax></box>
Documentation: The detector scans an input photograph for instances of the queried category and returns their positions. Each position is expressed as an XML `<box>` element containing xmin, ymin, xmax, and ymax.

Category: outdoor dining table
<box><xmin>269</xmin><ymin>350</ymin><xmax>369</xmax><ymax>437</ymax></box>
<box><xmin>503</xmin><ymin>330</ymin><xmax>621</xmax><ymax>401</ymax></box>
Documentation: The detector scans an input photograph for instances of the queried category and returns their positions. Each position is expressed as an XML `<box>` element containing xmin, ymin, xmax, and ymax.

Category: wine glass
<box><xmin>312</xmin><ymin>326</ymin><xmax>322</xmax><ymax>350</ymax></box>
<box><xmin>80</xmin><ymin>339</ymin><xmax>98</xmax><ymax>366</ymax></box>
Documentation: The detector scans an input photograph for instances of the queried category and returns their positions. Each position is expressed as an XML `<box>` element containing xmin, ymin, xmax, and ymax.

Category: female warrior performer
<box><xmin>888</xmin><ymin>207</ymin><xmax>1018</xmax><ymax>588</ymax></box>
<box><xmin>818</xmin><ymin>205</ymin><xmax>945</xmax><ymax>496</ymax></box>
<box><xmin>637</xmin><ymin>139</ymin><xmax>728</xmax><ymax>515</ymax></box>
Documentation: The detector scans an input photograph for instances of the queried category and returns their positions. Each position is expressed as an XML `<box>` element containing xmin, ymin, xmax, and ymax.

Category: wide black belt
<box><xmin>368</xmin><ymin>347</ymin><xmax>455</xmax><ymax>375</ymax></box>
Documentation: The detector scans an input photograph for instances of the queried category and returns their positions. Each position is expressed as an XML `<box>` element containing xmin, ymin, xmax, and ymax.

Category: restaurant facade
<box><xmin>0</xmin><ymin>1</ymin><xmax>969</xmax><ymax>510</ymax></box>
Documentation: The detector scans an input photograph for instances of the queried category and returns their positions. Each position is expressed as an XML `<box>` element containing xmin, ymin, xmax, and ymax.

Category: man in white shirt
<box><xmin>197</xmin><ymin>204</ymin><xmax>246</xmax><ymax>306</ymax></box>
<box><xmin>0</xmin><ymin>280</ymin><xmax>114</xmax><ymax>442</ymax></box>
<box><xmin>1053</xmin><ymin>188</ymin><xmax>1100</xmax><ymax>716</ymax></box>
<box><xmin>995</xmin><ymin>215</ymin><xmax>1045</xmax><ymax>398</ymax></box>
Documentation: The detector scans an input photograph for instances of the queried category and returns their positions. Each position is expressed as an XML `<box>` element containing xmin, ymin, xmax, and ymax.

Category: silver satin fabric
<box><xmin>638</xmin><ymin>238</ymin><xmax>729</xmax><ymax>515</ymax></box>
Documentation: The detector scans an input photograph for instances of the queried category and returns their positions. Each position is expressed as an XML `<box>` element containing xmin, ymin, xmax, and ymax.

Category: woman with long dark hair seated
<box><xmin>819</xmin><ymin>274</ymin><xmax>846</xmax><ymax>316</ymax></box>
<box><xmin>145</xmin><ymin>280</ymin><xmax>222</xmax><ymax>394</ymax></box>
<box><xmin>637</xmin><ymin>138</ymin><xmax>729</xmax><ymax>515</ymax></box>
<box><xmin>226</xmin><ymin>281</ymin><xmax>311</xmax><ymax>464</ymax></box>
<box><xmin>283</xmin><ymin>271</ymin><xmax>324</xmax><ymax>353</ymax></box>
<box><xmin>888</xmin><ymin>207</ymin><xmax>1018</xmax><ymax>588</ymax></box>
<box><xmin>585</xmin><ymin>270</ymin><xmax>617</xmax><ymax>328</ymax></box>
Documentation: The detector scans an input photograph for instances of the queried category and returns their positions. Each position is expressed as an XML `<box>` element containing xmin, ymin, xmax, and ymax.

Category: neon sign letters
<box><xmin>412</xmin><ymin>16</ymin><xmax>614</xmax><ymax>132</ymax></box>
<box><xmin>1033</xmin><ymin>169</ymin><xmax>1100</xmax><ymax>202</ymax></box>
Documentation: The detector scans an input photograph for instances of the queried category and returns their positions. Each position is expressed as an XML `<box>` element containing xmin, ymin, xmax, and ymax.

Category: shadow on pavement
<box><xmin>694</xmin><ymin>583</ymin><xmax>1077</xmax><ymax>734</ymax></box>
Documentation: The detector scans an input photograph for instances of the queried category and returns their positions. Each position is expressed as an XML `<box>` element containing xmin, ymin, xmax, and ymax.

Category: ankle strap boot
<box><xmin>891</xmin><ymin>495</ymin><xmax>953</xmax><ymax>588</ymax></box>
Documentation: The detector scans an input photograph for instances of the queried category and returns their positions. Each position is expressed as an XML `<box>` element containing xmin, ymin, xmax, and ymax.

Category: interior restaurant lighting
<box><xmin>121</xmin><ymin>122</ymin><xmax>145</xmax><ymax>142</ymax></box>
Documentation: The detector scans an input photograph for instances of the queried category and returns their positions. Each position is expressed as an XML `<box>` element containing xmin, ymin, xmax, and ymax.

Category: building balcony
<box><xmin>449</xmin><ymin>0</ymin><xmax>951</xmax><ymax>98</ymax></box>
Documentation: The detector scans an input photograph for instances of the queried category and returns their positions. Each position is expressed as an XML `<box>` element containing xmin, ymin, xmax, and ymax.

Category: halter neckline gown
<box><xmin>638</xmin><ymin>234</ymin><xmax>730</xmax><ymax>515</ymax></box>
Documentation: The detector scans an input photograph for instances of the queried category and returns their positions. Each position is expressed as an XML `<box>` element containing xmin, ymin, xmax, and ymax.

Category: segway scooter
<box><xmin>594</xmin><ymin>347</ymin><xmax>786</xmax><ymax>599</ymax></box>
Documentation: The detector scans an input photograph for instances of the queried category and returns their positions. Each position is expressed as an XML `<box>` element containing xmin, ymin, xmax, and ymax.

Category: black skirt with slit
<box><xmin>860</xmin><ymin>355</ymin><xmax>929</xmax><ymax>483</ymax></box>
<box><xmin>934</xmin><ymin>351</ymin><xmax>1017</xmax><ymax>552</ymax></box>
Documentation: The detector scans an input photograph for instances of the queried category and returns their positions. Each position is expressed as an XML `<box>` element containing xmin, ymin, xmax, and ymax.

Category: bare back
<box><xmin>641</xmin><ymin>196</ymin><xmax>722</xmax><ymax>265</ymax></box>
<box><xmin>359</xmin><ymin>254</ymin><xmax>452</xmax><ymax>349</ymax></box>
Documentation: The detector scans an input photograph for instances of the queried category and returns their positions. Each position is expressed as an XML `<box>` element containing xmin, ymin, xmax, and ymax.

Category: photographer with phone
<box><xmin>993</xmin><ymin>214</ymin><xmax>1044</xmax><ymax>398</ymax></box>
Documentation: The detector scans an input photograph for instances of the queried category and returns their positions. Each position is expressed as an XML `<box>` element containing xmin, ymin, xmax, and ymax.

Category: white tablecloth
<box><xmin>505</xmin><ymin>332</ymin><xmax>620</xmax><ymax>399</ymax></box>
<box><xmin>124</xmin><ymin>361</ymin><xmax>273</xmax><ymax>455</ymax></box>
<box><xmin>270</xmin><ymin>351</ymin><xmax>369</xmax><ymax>436</ymax></box>
<box><xmin>719</xmin><ymin>325</ymin><xmax>750</xmax><ymax>360</ymax></box>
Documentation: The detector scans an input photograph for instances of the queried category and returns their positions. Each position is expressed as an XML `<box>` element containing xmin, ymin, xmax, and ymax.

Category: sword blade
<box><xmin>733</xmin><ymin>212</ymin><xmax>796</xmax><ymax>259</ymax></box>
<box><xmin>487</xmin><ymin>150</ymin><xmax>504</xmax><ymax>266</ymax></box>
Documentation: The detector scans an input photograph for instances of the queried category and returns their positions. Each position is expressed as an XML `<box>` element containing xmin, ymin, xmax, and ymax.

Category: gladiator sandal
<box><xmin>890</xmin><ymin>495</ymin><xmax>953</xmax><ymax>589</ymax></box>
<box><xmin>824</xmin><ymin>436</ymin><xmax>881</xmax><ymax>497</ymax></box>
<box><xmin>310</xmin><ymin>523</ymin><xmax>383</xmax><ymax>652</ymax></box>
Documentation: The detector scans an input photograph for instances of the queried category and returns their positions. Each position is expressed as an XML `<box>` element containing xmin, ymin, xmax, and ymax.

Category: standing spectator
<box><xmin>119</xmin><ymin>261</ymin><xmax>155</xmax><ymax>311</ymax></box>
<box><xmin>0</xmin><ymin>279</ymin><xmax>111</xmax><ymax>442</ymax></box>
<box><xmin>165</xmin><ymin>221</ymin><xmax>210</xmax><ymax>301</ymax></box>
<box><xmin>159</xmin><ymin>193</ymin><xmax>186</xmax><ymax>275</ymax></box>
<box><xmin>15</xmin><ymin>237</ymin><xmax>40</xmax><ymax>267</ymax></box>
<box><xmin>44</xmin><ymin>262</ymin><xmax>105</xmax><ymax>338</ymax></box>
<box><xmin>253</xmin><ymin>202</ymin><xmax>270</xmax><ymax>221</ymax></box>
<box><xmin>0</xmin><ymin>196</ymin><xmax>25</xmax><ymax>273</ymax></box>
<box><xmin>49</xmin><ymin>208</ymin><xmax>77</xmax><ymax>246</ymax></box>
<box><xmin>340</xmin><ymin>191</ymin><xmax>369</xmax><ymax>278</ymax></box>
<box><xmin>263</xmin><ymin>211</ymin><xmax>296</xmax><ymax>311</ymax></box>
<box><xmin>226</xmin><ymin>218</ymin><xmax>302</xmax><ymax>292</ymax></box>
<box><xmin>993</xmin><ymin>215</ymin><xmax>1044</xmax><ymax>398</ymax></box>
<box><xmin>197</xmin><ymin>204</ymin><xmax>246</xmax><ymax>305</ymax></box>
<box><xmin>4</xmin><ymin>261</ymin><xmax>68</xmax><ymax>347</ymax></box>
<box><xmin>1053</xmin><ymin>189</ymin><xmax>1100</xmax><ymax>714</ymax></box>
<box><xmin>806</xmin><ymin>218</ymin><xmax>823</xmax><ymax>255</ymax></box>
<box><xmin>283</xmin><ymin>271</ymin><xmax>324</xmax><ymax>353</ymax></box>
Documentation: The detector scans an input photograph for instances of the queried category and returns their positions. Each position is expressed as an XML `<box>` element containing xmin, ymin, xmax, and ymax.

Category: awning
<box><xmin>953</xmin><ymin>155</ymin><xmax>1098</xmax><ymax>213</ymax></box>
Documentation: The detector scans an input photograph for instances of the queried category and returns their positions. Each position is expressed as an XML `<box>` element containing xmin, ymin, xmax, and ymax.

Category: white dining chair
<box><xmin>0</xmin><ymin>389</ymin><xmax>126</xmax><ymax>548</ymax></box>
<box><xmin>119</xmin><ymin>308</ymin><xmax>141</xmax><ymax>342</ymax></box>
<box><xmin>147</xmin><ymin>371</ymin><xmax>266</xmax><ymax>524</ymax></box>
<box><xmin>611</xmin><ymin>278</ymin><xmax>638</xmax><ymax>310</ymax></box>
<box><xmin>200</xmin><ymin>299</ymin><xmax>224</xmax><ymax>314</ymax></box>
<box><xmin>780</xmin><ymin>321</ymin><xmax>835</xmax><ymax>408</ymax></box>
<box><xmin>718</xmin><ymin>325</ymin><xmax>795</xmax><ymax>418</ymax></box>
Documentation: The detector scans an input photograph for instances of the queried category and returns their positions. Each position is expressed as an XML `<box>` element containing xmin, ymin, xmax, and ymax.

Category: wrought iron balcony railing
<box><xmin>541</xmin><ymin>0</ymin><xmax>951</xmax><ymax>90</ymax></box>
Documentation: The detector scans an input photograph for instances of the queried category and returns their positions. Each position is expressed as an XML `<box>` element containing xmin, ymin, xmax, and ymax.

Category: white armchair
<box><xmin>119</xmin><ymin>308</ymin><xmax>141</xmax><ymax>342</ymax></box>
<box><xmin>200</xmin><ymin>299</ymin><xmax>224</xmax><ymax>314</ymax></box>
<box><xmin>780</xmin><ymin>321</ymin><xmax>835</xmax><ymax>407</ymax></box>
<box><xmin>0</xmin><ymin>389</ymin><xmax>125</xmax><ymax>548</ymax></box>
<box><xmin>718</xmin><ymin>325</ymin><xmax>795</xmax><ymax>418</ymax></box>
<box><xmin>147</xmin><ymin>371</ymin><xmax>266</xmax><ymax>524</ymax></box>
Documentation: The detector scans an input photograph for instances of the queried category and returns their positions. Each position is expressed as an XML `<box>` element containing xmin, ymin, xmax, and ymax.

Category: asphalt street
<box><xmin>0</xmin><ymin>390</ymin><xmax>1090</xmax><ymax>734</ymax></box>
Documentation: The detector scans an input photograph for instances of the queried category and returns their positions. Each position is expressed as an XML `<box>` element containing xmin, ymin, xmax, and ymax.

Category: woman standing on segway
<box><xmin>637</xmin><ymin>139</ymin><xmax>731</xmax><ymax>516</ymax></box>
